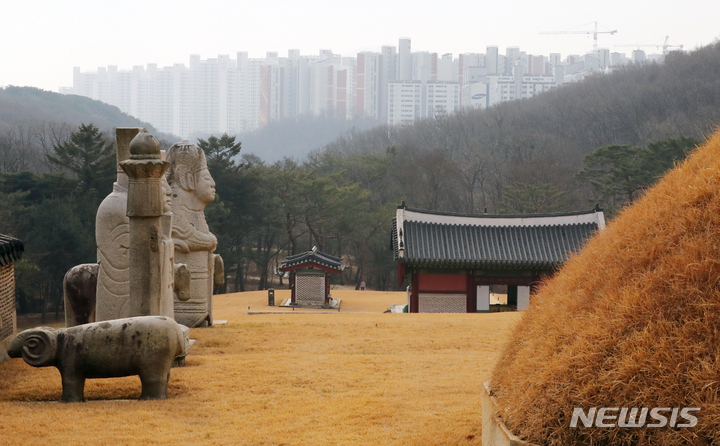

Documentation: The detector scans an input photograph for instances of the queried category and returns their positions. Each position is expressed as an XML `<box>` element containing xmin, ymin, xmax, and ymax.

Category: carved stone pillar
<box><xmin>120</xmin><ymin>130</ymin><xmax>172</xmax><ymax>317</ymax></box>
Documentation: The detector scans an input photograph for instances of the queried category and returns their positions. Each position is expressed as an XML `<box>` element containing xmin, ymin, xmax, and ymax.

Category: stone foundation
<box><xmin>481</xmin><ymin>381</ymin><xmax>537</xmax><ymax>446</ymax></box>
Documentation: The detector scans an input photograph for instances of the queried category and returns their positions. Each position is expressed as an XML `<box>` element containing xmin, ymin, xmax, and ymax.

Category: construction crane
<box><xmin>540</xmin><ymin>21</ymin><xmax>618</xmax><ymax>53</ymax></box>
<box><xmin>615</xmin><ymin>36</ymin><xmax>684</xmax><ymax>54</ymax></box>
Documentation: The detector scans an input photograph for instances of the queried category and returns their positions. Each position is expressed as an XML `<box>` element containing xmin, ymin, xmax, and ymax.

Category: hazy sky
<box><xmin>2</xmin><ymin>0</ymin><xmax>718</xmax><ymax>92</ymax></box>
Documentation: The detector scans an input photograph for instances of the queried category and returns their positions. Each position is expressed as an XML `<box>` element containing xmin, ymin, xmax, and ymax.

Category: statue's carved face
<box><xmin>193</xmin><ymin>168</ymin><xmax>216</xmax><ymax>205</ymax></box>
<box><xmin>161</xmin><ymin>177</ymin><xmax>173</xmax><ymax>213</ymax></box>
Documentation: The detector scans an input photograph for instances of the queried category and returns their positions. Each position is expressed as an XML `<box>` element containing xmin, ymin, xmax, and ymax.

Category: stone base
<box><xmin>280</xmin><ymin>298</ymin><xmax>341</xmax><ymax>310</ymax></box>
<box><xmin>481</xmin><ymin>381</ymin><xmax>538</xmax><ymax>446</ymax></box>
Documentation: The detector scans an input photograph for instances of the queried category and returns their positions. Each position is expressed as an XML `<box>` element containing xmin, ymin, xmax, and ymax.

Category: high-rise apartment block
<box><xmin>64</xmin><ymin>38</ymin><xmax>641</xmax><ymax>136</ymax></box>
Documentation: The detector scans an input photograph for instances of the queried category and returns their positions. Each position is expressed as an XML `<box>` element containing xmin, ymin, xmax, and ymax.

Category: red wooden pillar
<box><xmin>325</xmin><ymin>272</ymin><xmax>330</xmax><ymax>305</ymax></box>
<box><xmin>410</xmin><ymin>271</ymin><xmax>419</xmax><ymax>313</ymax></box>
<box><xmin>466</xmin><ymin>273</ymin><xmax>477</xmax><ymax>313</ymax></box>
<box><xmin>290</xmin><ymin>271</ymin><xmax>296</xmax><ymax>304</ymax></box>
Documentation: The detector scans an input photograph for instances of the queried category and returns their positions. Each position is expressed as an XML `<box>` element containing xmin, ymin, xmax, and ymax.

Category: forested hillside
<box><xmin>0</xmin><ymin>86</ymin><xmax>165</xmax><ymax>133</ymax></box>
<box><xmin>319</xmin><ymin>42</ymin><xmax>720</xmax><ymax>215</ymax></box>
<box><xmin>2</xmin><ymin>43</ymin><xmax>720</xmax><ymax>316</ymax></box>
<box><xmin>0</xmin><ymin>86</ymin><xmax>171</xmax><ymax>173</ymax></box>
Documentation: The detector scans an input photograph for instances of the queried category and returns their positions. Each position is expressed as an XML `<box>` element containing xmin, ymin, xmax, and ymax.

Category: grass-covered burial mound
<box><xmin>490</xmin><ymin>131</ymin><xmax>720</xmax><ymax>445</ymax></box>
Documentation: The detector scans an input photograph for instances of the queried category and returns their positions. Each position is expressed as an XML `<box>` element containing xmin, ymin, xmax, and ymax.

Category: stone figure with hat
<box><xmin>166</xmin><ymin>141</ymin><xmax>224</xmax><ymax>327</ymax></box>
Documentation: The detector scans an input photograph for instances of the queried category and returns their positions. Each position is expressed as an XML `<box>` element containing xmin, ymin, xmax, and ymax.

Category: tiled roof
<box><xmin>0</xmin><ymin>234</ymin><xmax>24</xmax><ymax>266</ymax></box>
<box><xmin>392</xmin><ymin>206</ymin><xmax>604</xmax><ymax>270</ymax></box>
<box><xmin>280</xmin><ymin>247</ymin><xmax>345</xmax><ymax>272</ymax></box>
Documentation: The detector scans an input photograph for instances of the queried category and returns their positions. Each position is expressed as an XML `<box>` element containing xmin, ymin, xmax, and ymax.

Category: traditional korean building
<box><xmin>1</xmin><ymin>235</ymin><xmax>24</xmax><ymax>362</ymax></box>
<box><xmin>391</xmin><ymin>203</ymin><xmax>605</xmax><ymax>313</ymax></box>
<box><xmin>279</xmin><ymin>247</ymin><xmax>345</xmax><ymax>307</ymax></box>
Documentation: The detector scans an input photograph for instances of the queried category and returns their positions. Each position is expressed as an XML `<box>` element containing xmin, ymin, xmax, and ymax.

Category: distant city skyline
<box><xmin>2</xmin><ymin>0</ymin><xmax>719</xmax><ymax>92</ymax></box>
<box><xmin>64</xmin><ymin>39</ymin><xmax>656</xmax><ymax>138</ymax></box>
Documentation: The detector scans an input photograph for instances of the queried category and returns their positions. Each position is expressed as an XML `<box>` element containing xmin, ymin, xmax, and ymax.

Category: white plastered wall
<box><xmin>477</xmin><ymin>286</ymin><xmax>490</xmax><ymax>312</ymax></box>
<box><xmin>517</xmin><ymin>286</ymin><xmax>530</xmax><ymax>311</ymax></box>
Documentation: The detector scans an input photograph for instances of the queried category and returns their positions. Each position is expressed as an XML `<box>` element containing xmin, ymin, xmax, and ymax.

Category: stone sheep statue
<box><xmin>63</xmin><ymin>263</ymin><xmax>99</xmax><ymax>326</ymax></box>
<box><xmin>63</xmin><ymin>261</ymin><xmax>190</xmax><ymax>328</ymax></box>
<box><xmin>7</xmin><ymin>316</ymin><xmax>187</xmax><ymax>402</ymax></box>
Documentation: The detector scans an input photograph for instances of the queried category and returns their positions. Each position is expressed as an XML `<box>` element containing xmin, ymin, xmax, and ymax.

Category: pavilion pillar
<box><xmin>410</xmin><ymin>271</ymin><xmax>419</xmax><ymax>313</ymax></box>
<box><xmin>325</xmin><ymin>272</ymin><xmax>330</xmax><ymax>305</ymax></box>
<box><xmin>466</xmin><ymin>274</ymin><xmax>477</xmax><ymax>313</ymax></box>
<box><xmin>290</xmin><ymin>272</ymin><xmax>296</xmax><ymax>304</ymax></box>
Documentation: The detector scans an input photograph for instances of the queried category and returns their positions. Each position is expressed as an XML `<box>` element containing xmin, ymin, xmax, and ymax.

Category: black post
<box><xmin>507</xmin><ymin>285</ymin><xmax>518</xmax><ymax>307</ymax></box>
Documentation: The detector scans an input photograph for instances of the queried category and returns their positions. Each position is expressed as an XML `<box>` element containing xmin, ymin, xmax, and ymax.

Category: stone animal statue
<box><xmin>63</xmin><ymin>263</ymin><xmax>99</xmax><ymax>326</ymax></box>
<box><xmin>7</xmin><ymin>316</ymin><xmax>186</xmax><ymax>402</ymax></box>
<box><xmin>64</xmin><ymin>262</ymin><xmax>190</xmax><ymax>328</ymax></box>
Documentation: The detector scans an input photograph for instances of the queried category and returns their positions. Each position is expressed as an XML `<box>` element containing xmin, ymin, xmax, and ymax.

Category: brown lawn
<box><xmin>0</xmin><ymin>290</ymin><xmax>520</xmax><ymax>446</ymax></box>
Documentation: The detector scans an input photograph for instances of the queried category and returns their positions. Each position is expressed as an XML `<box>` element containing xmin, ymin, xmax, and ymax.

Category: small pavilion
<box><xmin>391</xmin><ymin>203</ymin><xmax>605</xmax><ymax>313</ymax></box>
<box><xmin>279</xmin><ymin>247</ymin><xmax>345</xmax><ymax>307</ymax></box>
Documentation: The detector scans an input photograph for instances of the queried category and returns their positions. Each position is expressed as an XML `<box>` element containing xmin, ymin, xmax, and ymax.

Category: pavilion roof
<box><xmin>392</xmin><ymin>204</ymin><xmax>604</xmax><ymax>270</ymax></box>
<box><xmin>0</xmin><ymin>234</ymin><xmax>24</xmax><ymax>266</ymax></box>
<box><xmin>279</xmin><ymin>247</ymin><xmax>345</xmax><ymax>273</ymax></box>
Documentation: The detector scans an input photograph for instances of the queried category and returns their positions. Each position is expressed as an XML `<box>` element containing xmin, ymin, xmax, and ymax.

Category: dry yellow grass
<box><xmin>0</xmin><ymin>290</ymin><xmax>520</xmax><ymax>445</ymax></box>
<box><xmin>491</xmin><ymin>131</ymin><xmax>720</xmax><ymax>445</ymax></box>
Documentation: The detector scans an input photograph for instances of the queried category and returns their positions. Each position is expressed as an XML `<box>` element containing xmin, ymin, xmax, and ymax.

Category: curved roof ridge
<box><xmin>279</xmin><ymin>248</ymin><xmax>345</xmax><ymax>272</ymax></box>
<box><xmin>405</xmin><ymin>220</ymin><xmax>600</xmax><ymax>228</ymax></box>
<box><xmin>397</xmin><ymin>204</ymin><xmax>600</xmax><ymax>219</ymax></box>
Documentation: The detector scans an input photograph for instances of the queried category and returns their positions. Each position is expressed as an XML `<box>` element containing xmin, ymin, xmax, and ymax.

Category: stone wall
<box><xmin>418</xmin><ymin>293</ymin><xmax>466</xmax><ymax>313</ymax></box>
<box><xmin>0</xmin><ymin>263</ymin><xmax>16</xmax><ymax>362</ymax></box>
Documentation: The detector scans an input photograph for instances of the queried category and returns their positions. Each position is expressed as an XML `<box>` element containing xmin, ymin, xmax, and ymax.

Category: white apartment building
<box><xmin>387</xmin><ymin>80</ymin><xmax>459</xmax><ymax>125</ymax></box>
<box><xmin>462</xmin><ymin>63</ymin><xmax>562</xmax><ymax>109</ymax></box>
<box><xmin>458</xmin><ymin>53</ymin><xmax>483</xmax><ymax>87</ymax></box>
<box><xmin>437</xmin><ymin>54</ymin><xmax>456</xmax><ymax>82</ymax></box>
<box><xmin>305</xmin><ymin>53</ymin><xmax>353</xmax><ymax>119</ymax></box>
<box><xmin>412</xmin><ymin>52</ymin><xmax>433</xmax><ymax>82</ymax></box>
<box><xmin>485</xmin><ymin>46</ymin><xmax>499</xmax><ymax>75</ymax></box>
<box><xmin>397</xmin><ymin>38</ymin><xmax>412</xmax><ymax>81</ymax></box>
<box><xmin>355</xmin><ymin>52</ymin><xmax>382</xmax><ymax>119</ymax></box>
<box><xmin>379</xmin><ymin>45</ymin><xmax>397</xmax><ymax>121</ymax></box>
<box><xmin>388</xmin><ymin>81</ymin><xmax>422</xmax><ymax>125</ymax></box>
<box><xmin>425</xmin><ymin>81</ymin><xmax>460</xmax><ymax>118</ymax></box>
<box><xmin>236</xmin><ymin>53</ymin><xmax>263</xmax><ymax>133</ymax></box>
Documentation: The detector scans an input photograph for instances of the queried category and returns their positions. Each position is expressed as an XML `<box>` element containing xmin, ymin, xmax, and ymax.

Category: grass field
<box><xmin>0</xmin><ymin>289</ymin><xmax>520</xmax><ymax>445</ymax></box>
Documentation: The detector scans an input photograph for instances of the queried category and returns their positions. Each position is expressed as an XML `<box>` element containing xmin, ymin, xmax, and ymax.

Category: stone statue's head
<box><xmin>166</xmin><ymin>141</ymin><xmax>215</xmax><ymax>206</ymax></box>
<box><xmin>8</xmin><ymin>327</ymin><xmax>59</xmax><ymax>367</ymax></box>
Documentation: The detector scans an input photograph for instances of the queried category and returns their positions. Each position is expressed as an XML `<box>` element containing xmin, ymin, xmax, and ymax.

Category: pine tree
<box><xmin>47</xmin><ymin>123</ymin><xmax>115</xmax><ymax>196</ymax></box>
